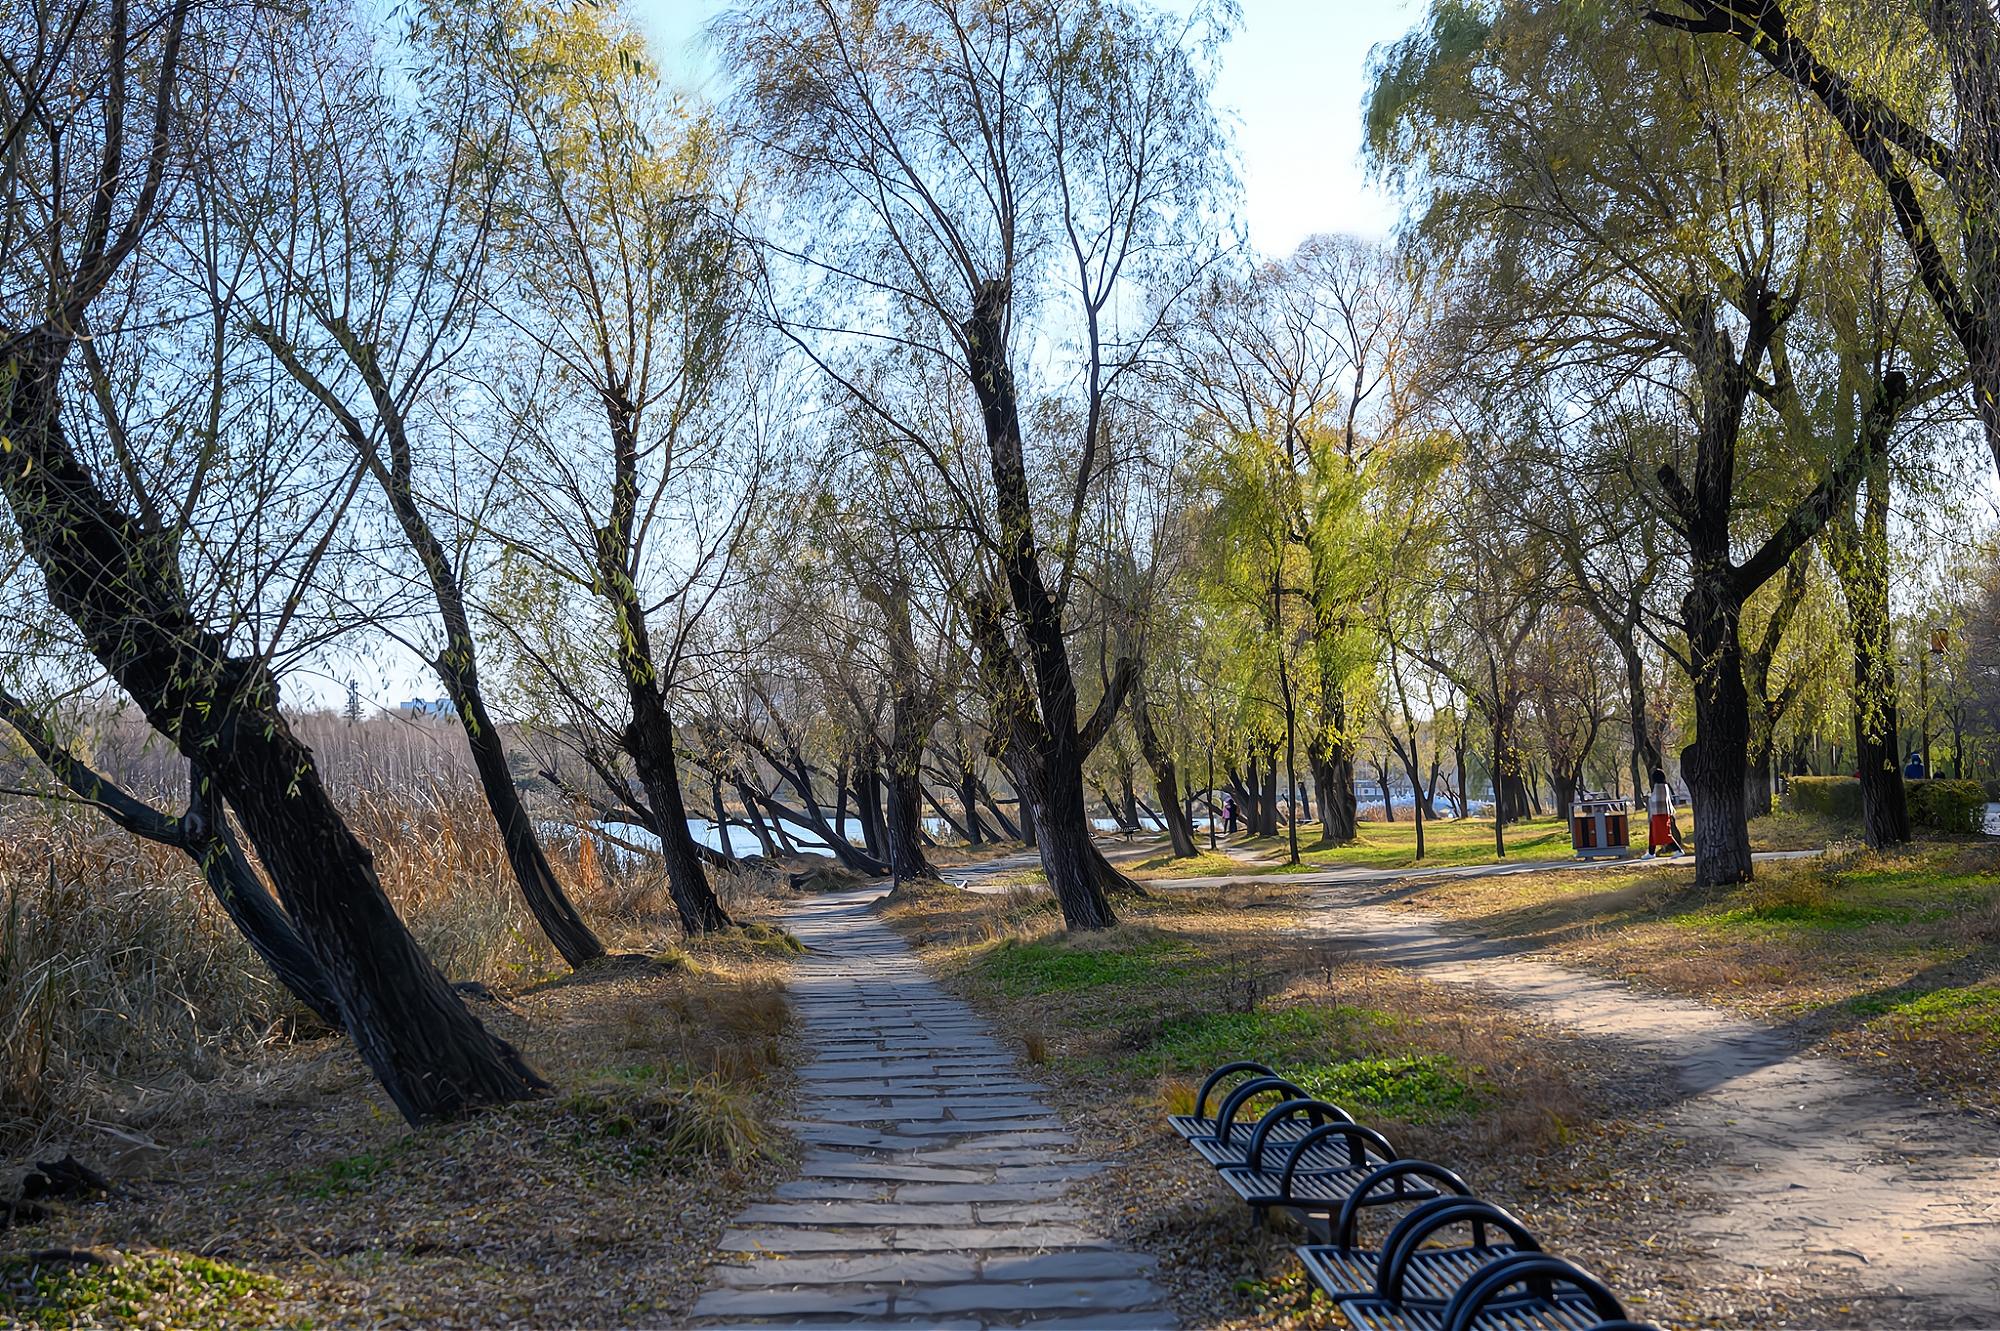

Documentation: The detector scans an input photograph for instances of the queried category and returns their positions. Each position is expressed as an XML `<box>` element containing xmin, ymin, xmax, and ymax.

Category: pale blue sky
<box><xmin>632</xmin><ymin>0</ymin><xmax>1422</xmax><ymax>257</ymax></box>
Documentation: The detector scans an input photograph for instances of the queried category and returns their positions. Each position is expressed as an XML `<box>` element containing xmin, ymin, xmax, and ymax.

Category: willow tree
<box><xmin>1371</xmin><ymin>1</ymin><xmax>1889</xmax><ymax>884</ymax></box>
<box><xmin>1200</xmin><ymin>424</ymin><xmax>1379</xmax><ymax>864</ymax></box>
<box><xmin>1646</xmin><ymin>1</ymin><xmax>2000</xmax><ymax>478</ymax></box>
<box><xmin>439</xmin><ymin>0</ymin><xmax>747</xmax><ymax>934</ymax></box>
<box><xmin>0</xmin><ymin>0</ymin><xmax>547</xmax><ymax>1122</ymax></box>
<box><xmin>721</xmin><ymin>0</ymin><xmax>1234</xmax><ymax>929</ymax></box>
<box><xmin>223</xmin><ymin>8</ymin><xmax>605</xmax><ymax>966</ymax></box>
<box><xmin>1180</xmin><ymin>237</ymin><xmax>1419</xmax><ymax>844</ymax></box>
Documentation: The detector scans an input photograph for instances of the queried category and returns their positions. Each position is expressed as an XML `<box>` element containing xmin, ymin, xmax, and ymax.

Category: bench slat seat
<box><xmin>1302</xmin><ymin>1243</ymin><xmax>1526</xmax><ymax>1304</ymax></box>
<box><xmin>1190</xmin><ymin>1117</ymin><xmax>1333</xmax><ymax>1167</ymax></box>
<box><xmin>1168</xmin><ymin>1061</ymin><xmax>1278</xmax><ymax>1140</ymax></box>
<box><xmin>1333</xmin><ymin>1294</ymin><xmax>1613</xmax><ymax>1331</ymax></box>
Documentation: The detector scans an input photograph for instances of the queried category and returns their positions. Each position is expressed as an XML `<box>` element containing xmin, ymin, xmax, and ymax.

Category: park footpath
<box><xmin>691</xmin><ymin>888</ymin><xmax>1176</xmax><ymax>1330</ymax></box>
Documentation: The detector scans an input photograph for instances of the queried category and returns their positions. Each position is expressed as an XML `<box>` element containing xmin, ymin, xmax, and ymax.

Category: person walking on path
<box><xmin>1223</xmin><ymin>795</ymin><xmax>1238</xmax><ymax>835</ymax></box>
<box><xmin>1647</xmin><ymin>767</ymin><xmax>1684</xmax><ymax>857</ymax></box>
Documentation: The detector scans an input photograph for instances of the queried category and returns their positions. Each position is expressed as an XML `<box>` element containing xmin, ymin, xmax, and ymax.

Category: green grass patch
<box><xmin>1701</xmin><ymin>901</ymin><xmax>1909</xmax><ymax>932</ymax></box>
<box><xmin>976</xmin><ymin>932</ymin><xmax>1202</xmax><ymax>996</ymax></box>
<box><xmin>1849</xmin><ymin>984</ymin><xmax>2000</xmax><ymax>1034</ymax></box>
<box><xmin>1127</xmin><ymin>848</ymin><xmax>1265</xmax><ymax>879</ymax></box>
<box><xmin>733</xmin><ymin>921</ymin><xmax>806</xmax><ymax>954</ymax></box>
<box><xmin>1279</xmin><ymin>816</ymin><xmax>1576</xmax><ymax>871</ymax></box>
<box><xmin>1294</xmin><ymin>1054</ymin><xmax>1482</xmax><ymax>1121</ymax></box>
<box><xmin>1122</xmin><ymin>1007</ymin><xmax>1481</xmax><ymax>1122</ymax></box>
<box><xmin>291</xmin><ymin>1149</ymin><xmax>394</xmax><ymax>1199</ymax></box>
<box><xmin>1136</xmin><ymin>1005</ymin><xmax>1391</xmax><ymax>1070</ymax></box>
<box><xmin>1</xmin><ymin>1251</ymin><xmax>285</xmax><ymax>1329</ymax></box>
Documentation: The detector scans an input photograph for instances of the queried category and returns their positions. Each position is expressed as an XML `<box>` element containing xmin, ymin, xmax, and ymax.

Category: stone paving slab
<box><xmin>692</xmin><ymin>889</ymin><xmax>1177</xmax><ymax>1330</ymax></box>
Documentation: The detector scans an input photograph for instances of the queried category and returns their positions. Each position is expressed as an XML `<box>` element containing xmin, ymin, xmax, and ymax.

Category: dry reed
<box><xmin>0</xmin><ymin>773</ymin><xmax>693</xmax><ymax>1159</ymax></box>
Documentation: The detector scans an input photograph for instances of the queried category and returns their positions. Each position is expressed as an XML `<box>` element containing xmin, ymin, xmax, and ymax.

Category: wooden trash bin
<box><xmin>1570</xmin><ymin>798</ymin><xmax>1632</xmax><ymax>859</ymax></box>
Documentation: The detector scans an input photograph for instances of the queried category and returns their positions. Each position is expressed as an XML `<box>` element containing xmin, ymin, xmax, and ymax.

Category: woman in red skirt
<box><xmin>1647</xmin><ymin>766</ymin><xmax>1683</xmax><ymax>856</ymax></box>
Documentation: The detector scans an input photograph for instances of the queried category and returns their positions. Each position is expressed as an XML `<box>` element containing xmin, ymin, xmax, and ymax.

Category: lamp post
<box><xmin>1927</xmin><ymin>627</ymin><xmax>1949</xmax><ymax>777</ymax></box>
<box><xmin>1206</xmin><ymin>743</ymin><xmax>1216</xmax><ymax>850</ymax></box>
<box><xmin>1913</xmin><ymin>626</ymin><xmax>1948</xmax><ymax>778</ymax></box>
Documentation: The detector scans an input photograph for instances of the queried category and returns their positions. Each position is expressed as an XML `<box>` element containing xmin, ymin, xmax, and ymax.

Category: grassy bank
<box><xmin>0</xmin><ymin>785</ymin><xmax>818</xmax><ymax>1328</ymax></box>
<box><xmin>1392</xmin><ymin>829</ymin><xmax>2000</xmax><ymax>1111</ymax></box>
<box><xmin>874</xmin><ymin>878</ymin><xmax>1803</xmax><ymax>1329</ymax></box>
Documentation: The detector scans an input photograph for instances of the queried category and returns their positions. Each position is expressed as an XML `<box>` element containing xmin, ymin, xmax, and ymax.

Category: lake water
<box><xmin>584</xmin><ymin>811</ymin><xmax>1191</xmax><ymax>863</ymax></box>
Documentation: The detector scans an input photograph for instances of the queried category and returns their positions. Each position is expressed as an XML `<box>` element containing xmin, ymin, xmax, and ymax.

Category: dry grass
<box><xmin>2</xmin><ymin>935</ymin><xmax>798</xmax><ymax>1328</ymax></box>
<box><xmin>0</xmin><ymin>781</ymin><xmax>805</xmax><ymax>1162</ymax></box>
<box><xmin>873</xmin><ymin>879</ymin><xmax>1759</xmax><ymax>1329</ymax></box>
<box><xmin>1388</xmin><ymin>834</ymin><xmax>2000</xmax><ymax>1111</ymax></box>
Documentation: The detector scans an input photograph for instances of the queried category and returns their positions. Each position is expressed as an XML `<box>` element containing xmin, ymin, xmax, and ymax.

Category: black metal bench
<box><xmin>1167</xmin><ymin>1061</ymin><xmax>1279</xmax><ymax>1140</ymax></box>
<box><xmin>1171</xmin><ymin>1059</ymin><xmax>1662</xmax><ymax>1331</ymax></box>
<box><xmin>1219</xmin><ymin>1118</ymin><xmax>1411</xmax><ymax>1226</ymax></box>
<box><xmin>1314</xmin><ymin>1195</ymin><xmax>1544</xmax><ymax>1307</ymax></box>
<box><xmin>1186</xmin><ymin>1081</ymin><xmax>1350</xmax><ymax>1168</ymax></box>
<box><xmin>1334</xmin><ymin>1251</ymin><xmax>1636</xmax><ymax>1330</ymax></box>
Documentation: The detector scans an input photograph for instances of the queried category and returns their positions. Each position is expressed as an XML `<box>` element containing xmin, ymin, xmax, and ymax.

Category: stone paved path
<box><xmin>694</xmin><ymin>890</ymin><xmax>1176</xmax><ymax>1330</ymax></box>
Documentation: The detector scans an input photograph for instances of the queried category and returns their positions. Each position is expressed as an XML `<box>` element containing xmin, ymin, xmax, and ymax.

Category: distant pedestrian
<box><xmin>1647</xmin><ymin>767</ymin><xmax>1683</xmax><ymax>857</ymax></box>
<box><xmin>1904</xmin><ymin>750</ymin><xmax>1928</xmax><ymax>780</ymax></box>
<box><xmin>1223</xmin><ymin>795</ymin><xmax>1238</xmax><ymax>835</ymax></box>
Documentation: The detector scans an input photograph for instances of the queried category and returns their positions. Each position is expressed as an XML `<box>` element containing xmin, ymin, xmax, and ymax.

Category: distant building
<box><xmin>396</xmin><ymin>697</ymin><xmax>453</xmax><ymax>718</ymax></box>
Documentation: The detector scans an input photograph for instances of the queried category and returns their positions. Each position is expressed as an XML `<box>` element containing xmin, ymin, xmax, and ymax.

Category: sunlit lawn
<box><xmin>1232</xmin><ymin>814</ymin><xmax>1578</xmax><ymax>871</ymax></box>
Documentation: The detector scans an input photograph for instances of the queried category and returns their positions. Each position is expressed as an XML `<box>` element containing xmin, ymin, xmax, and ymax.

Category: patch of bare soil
<box><xmin>2</xmin><ymin>939</ymin><xmax>799</xmax><ymax>1328</ymax></box>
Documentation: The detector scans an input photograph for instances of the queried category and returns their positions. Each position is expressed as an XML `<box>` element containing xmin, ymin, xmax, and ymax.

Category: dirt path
<box><xmin>1285</xmin><ymin>870</ymin><xmax>2000</xmax><ymax>1328</ymax></box>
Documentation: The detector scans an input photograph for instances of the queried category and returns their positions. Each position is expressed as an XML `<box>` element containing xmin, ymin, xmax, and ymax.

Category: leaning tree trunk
<box><xmin>262</xmin><ymin>325</ymin><xmax>605</xmax><ymax>970</ymax></box>
<box><xmin>734</xmin><ymin>778</ymin><xmax>780</xmax><ymax>857</ymax></box>
<box><xmin>1</xmin><ymin>337</ymin><xmax>546</xmax><ymax>1125</ymax></box>
<box><xmin>597</xmin><ymin>391</ymin><xmax>732</xmax><ymax>935</ymax></box>
<box><xmin>961</xmin><ymin>282</ymin><xmax>1119</xmax><ymax>930</ymax></box>
<box><xmin>443</xmin><ymin>659</ymin><xmax>605</xmax><ymax>965</ymax></box>
<box><xmin>1131</xmin><ymin>681</ymin><xmax>1198</xmax><ymax>858</ymax></box>
<box><xmin>623</xmin><ymin>689</ymin><xmax>732</xmax><ymax>934</ymax></box>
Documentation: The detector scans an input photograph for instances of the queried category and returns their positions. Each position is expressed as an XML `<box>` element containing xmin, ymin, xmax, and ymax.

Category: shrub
<box><xmin>1783</xmin><ymin>776</ymin><xmax>1860</xmax><ymax>821</ymax></box>
<box><xmin>1906</xmin><ymin>780</ymin><xmax>1988</xmax><ymax>835</ymax></box>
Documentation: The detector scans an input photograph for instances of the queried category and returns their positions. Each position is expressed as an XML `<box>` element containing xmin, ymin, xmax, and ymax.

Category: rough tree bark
<box><xmin>961</xmin><ymin>281</ymin><xmax>1133</xmax><ymax>929</ymax></box>
<box><xmin>0</xmin><ymin>338</ymin><xmax>548</xmax><ymax>1122</ymax></box>
<box><xmin>0</xmin><ymin>14</ymin><xmax>546</xmax><ymax>1120</ymax></box>
<box><xmin>1661</xmin><ymin>296</ymin><xmax>1874</xmax><ymax>886</ymax></box>
<box><xmin>1131</xmin><ymin>678</ymin><xmax>1198</xmax><ymax>858</ymax></box>
<box><xmin>1310</xmin><ymin>739</ymin><xmax>1359</xmax><ymax>844</ymax></box>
